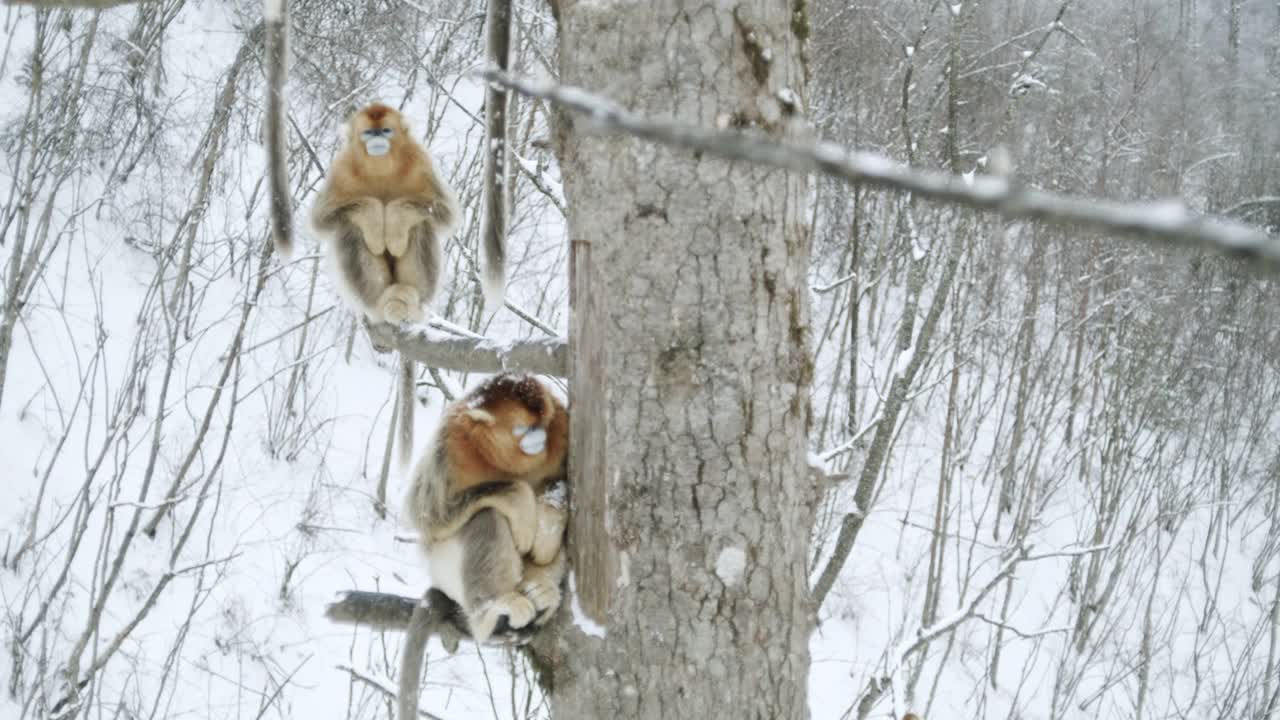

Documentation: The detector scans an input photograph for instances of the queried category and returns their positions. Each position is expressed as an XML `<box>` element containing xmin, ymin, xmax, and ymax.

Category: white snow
<box><xmin>263</xmin><ymin>0</ymin><xmax>284</xmax><ymax>22</ymax></box>
<box><xmin>616</xmin><ymin>550</ymin><xmax>631</xmax><ymax>590</ymax></box>
<box><xmin>715</xmin><ymin>547</ymin><xmax>747</xmax><ymax>587</ymax></box>
<box><xmin>542</xmin><ymin>481</ymin><xmax>568</xmax><ymax>509</ymax></box>
<box><xmin>568</xmin><ymin>572</ymin><xmax>608</xmax><ymax>638</ymax></box>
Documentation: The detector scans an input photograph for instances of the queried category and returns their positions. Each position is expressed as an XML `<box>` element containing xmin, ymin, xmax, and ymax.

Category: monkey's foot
<box><xmin>470</xmin><ymin>593</ymin><xmax>536</xmax><ymax>642</ymax></box>
<box><xmin>520</xmin><ymin>577</ymin><xmax>562</xmax><ymax>623</ymax></box>
<box><xmin>377</xmin><ymin>285</ymin><xmax>424</xmax><ymax>325</ymax></box>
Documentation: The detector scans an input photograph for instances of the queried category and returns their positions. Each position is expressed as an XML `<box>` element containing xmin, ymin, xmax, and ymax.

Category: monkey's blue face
<box><xmin>360</xmin><ymin>127</ymin><xmax>394</xmax><ymax>156</ymax></box>
<box><xmin>514</xmin><ymin>425</ymin><xmax>548</xmax><ymax>456</ymax></box>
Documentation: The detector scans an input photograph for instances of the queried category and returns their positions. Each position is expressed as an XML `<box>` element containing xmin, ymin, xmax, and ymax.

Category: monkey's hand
<box><xmin>383</xmin><ymin>199</ymin><xmax>431</xmax><ymax>258</ymax></box>
<box><xmin>346</xmin><ymin>198</ymin><xmax>386</xmax><ymax>255</ymax></box>
<box><xmin>529</xmin><ymin>501</ymin><xmax>566</xmax><ymax>566</ymax></box>
<box><xmin>520</xmin><ymin>553</ymin><xmax>565</xmax><ymax>624</ymax></box>
<box><xmin>505</xmin><ymin>482</ymin><xmax>538</xmax><ymax>556</ymax></box>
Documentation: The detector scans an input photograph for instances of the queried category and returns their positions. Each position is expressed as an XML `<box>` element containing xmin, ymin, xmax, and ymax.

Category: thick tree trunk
<box><xmin>536</xmin><ymin>1</ymin><xmax>815</xmax><ymax>717</ymax></box>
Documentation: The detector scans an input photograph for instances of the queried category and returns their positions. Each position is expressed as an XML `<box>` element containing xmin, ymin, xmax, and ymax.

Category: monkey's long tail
<box><xmin>479</xmin><ymin>194</ymin><xmax>506</xmax><ymax>309</ymax></box>
<box><xmin>398</xmin><ymin>358</ymin><xmax>415</xmax><ymax>468</ymax></box>
<box><xmin>398</xmin><ymin>593</ymin><xmax>433</xmax><ymax>720</ymax></box>
<box><xmin>479</xmin><ymin>0</ymin><xmax>511</xmax><ymax>309</ymax></box>
<box><xmin>265</xmin><ymin>0</ymin><xmax>293</xmax><ymax>259</ymax></box>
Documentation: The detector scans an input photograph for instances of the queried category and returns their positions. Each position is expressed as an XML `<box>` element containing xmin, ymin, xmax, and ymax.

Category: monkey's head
<box><xmin>450</xmin><ymin>374</ymin><xmax>565</xmax><ymax>479</ymax></box>
<box><xmin>348</xmin><ymin>103</ymin><xmax>408</xmax><ymax>161</ymax></box>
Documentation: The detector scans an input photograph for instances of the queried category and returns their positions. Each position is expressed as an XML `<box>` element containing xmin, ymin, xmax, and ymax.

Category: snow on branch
<box><xmin>367</xmin><ymin>323</ymin><xmax>567</xmax><ymax>376</ymax></box>
<box><xmin>482</xmin><ymin>70</ymin><xmax>1280</xmax><ymax>265</ymax></box>
<box><xmin>4</xmin><ymin>0</ymin><xmax>138</xmax><ymax>5</ymax></box>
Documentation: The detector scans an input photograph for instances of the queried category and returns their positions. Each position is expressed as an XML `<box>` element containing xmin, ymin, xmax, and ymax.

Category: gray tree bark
<box><xmin>531</xmin><ymin>1</ymin><xmax>816</xmax><ymax>717</ymax></box>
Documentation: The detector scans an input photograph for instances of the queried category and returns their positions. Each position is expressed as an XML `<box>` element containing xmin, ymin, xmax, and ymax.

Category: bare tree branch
<box><xmin>3</xmin><ymin>0</ymin><xmax>142</xmax><ymax>6</ymax></box>
<box><xmin>336</xmin><ymin>664</ymin><xmax>447</xmax><ymax>720</ymax></box>
<box><xmin>367</xmin><ymin>323</ymin><xmax>566</xmax><ymax>376</ymax></box>
<box><xmin>482</xmin><ymin>70</ymin><xmax>1280</xmax><ymax>265</ymax></box>
<box><xmin>325</xmin><ymin>590</ymin><xmax>419</xmax><ymax>631</ymax></box>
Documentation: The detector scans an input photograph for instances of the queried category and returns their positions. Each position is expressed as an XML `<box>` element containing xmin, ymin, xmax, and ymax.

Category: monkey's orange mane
<box><xmin>323</xmin><ymin>103</ymin><xmax>439</xmax><ymax>203</ymax></box>
<box><xmin>364</xmin><ymin>103</ymin><xmax>393</xmax><ymax>124</ymax></box>
<box><xmin>441</xmin><ymin>376</ymin><xmax>568</xmax><ymax>496</ymax></box>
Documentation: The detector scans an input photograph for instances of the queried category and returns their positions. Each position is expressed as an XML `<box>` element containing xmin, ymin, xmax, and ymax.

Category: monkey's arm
<box><xmin>528</xmin><ymin>498</ymin><xmax>566</xmax><ymax>566</ymax></box>
<box><xmin>430</xmin><ymin>481</ymin><xmax>537</xmax><ymax>554</ymax></box>
<box><xmin>383</xmin><ymin>199</ymin><xmax>434</xmax><ymax>258</ymax></box>
<box><xmin>346</xmin><ymin>198</ymin><xmax>387</xmax><ymax>255</ymax></box>
<box><xmin>312</xmin><ymin>192</ymin><xmax>386</xmax><ymax>255</ymax></box>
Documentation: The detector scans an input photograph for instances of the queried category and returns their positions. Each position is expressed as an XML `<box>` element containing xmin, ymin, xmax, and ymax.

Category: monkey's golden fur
<box><xmin>404</xmin><ymin>374</ymin><xmax>569</xmax><ymax>645</ymax></box>
<box><xmin>311</xmin><ymin>102</ymin><xmax>456</xmax><ymax>324</ymax></box>
<box><xmin>312</xmin><ymin>103</ymin><xmax>458</xmax><ymax>466</ymax></box>
<box><xmin>408</xmin><ymin>374</ymin><xmax>568</xmax><ymax>550</ymax></box>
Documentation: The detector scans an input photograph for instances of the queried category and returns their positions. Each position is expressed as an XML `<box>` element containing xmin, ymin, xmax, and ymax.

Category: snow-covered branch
<box><xmin>325</xmin><ymin>590</ymin><xmax>419</xmax><ymax>630</ymax></box>
<box><xmin>368</xmin><ymin>324</ymin><xmax>567</xmax><ymax>376</ymax></box>
<box><xmin>4</xmin><ymin>0</ymin><xmax>139</xmax><ymax>6</ymax></box>
<box><xmin>482</xmin><ymin>70</ymin><xmax>1280</xmax><ymax>265</ymax></box>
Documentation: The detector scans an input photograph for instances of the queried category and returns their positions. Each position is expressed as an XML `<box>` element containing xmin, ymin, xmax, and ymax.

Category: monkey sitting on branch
<box><xmin>311</xmin><ymin>102</ymin><xmax>465</xmax><ymax>465</ymax></box>
<box><xmin>310</xmin><ymin>102</ymin><xmax>458</xmax><ymax>326</ymax></box>
<box><xmin>404</xmin><ymin>372</ymin><xmax>570</xmax><ymax>643</ymax></box>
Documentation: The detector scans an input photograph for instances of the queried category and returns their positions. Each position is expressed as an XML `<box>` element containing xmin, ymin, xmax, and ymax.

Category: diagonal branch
<box><xmin>481</xmin><ymin>70</ymin><xmax>1280</xmax><ymax>266</ymax></box>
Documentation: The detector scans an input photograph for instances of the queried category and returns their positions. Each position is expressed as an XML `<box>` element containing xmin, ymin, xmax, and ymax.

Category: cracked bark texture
<box><xmin>536</xmin><ymin>1</ymin><xmax>815</xmax><ymax>717</ymax></box>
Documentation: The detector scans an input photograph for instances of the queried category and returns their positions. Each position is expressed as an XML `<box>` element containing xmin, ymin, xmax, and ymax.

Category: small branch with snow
<box><xmin>1025</xmin><ymin>542</ymin><xmax>1111</xmax><ymax>561</ymax></box>
<box><xmin>971</xmin><ymin>612</ymin><xmax>1070</xmax><ymax>640</ymax></box>
<box><xmin>108</xmin><ymin>494</ymin><xmax>197</xmax><ymax>512</ymax></box>
<box><xmin>818</xmin><ymin>415</ymin><xmax>881</xmax><ymax>462</ymax></box>
<box><xmin>367</xmin><ymin>323</ymin><xmax>567</xmax><ymax>376</ymax></box>
<box><xmin>3</xmin><ymin>0</ymin><xmax>140</xmax><ymax>6</ymax></box>
<box><xmin>482</xmin><ymin>70</ymin><xmax>1280</xmax><ymax>266</ymax></box>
